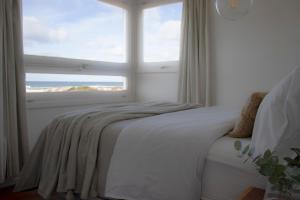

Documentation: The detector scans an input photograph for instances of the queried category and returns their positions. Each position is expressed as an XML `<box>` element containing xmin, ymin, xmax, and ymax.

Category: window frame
<box><xmin>139</xmin><ymin>0</ymin><xmax>182</xmax><ymax>8</ymax></box>
<box><xmin>138</xmin><ymin>0</ymin><xmax>183</xmax><ymax>73</ymax></box>
<box><xmin>23</xmin><ymin>1</ymin><xmax>134</xmax><ymax>109</ymax></box>
<box><xmin>25</xmin><ymin>55</ymin><xmax>131</xmax><ymax>109</ymax></box>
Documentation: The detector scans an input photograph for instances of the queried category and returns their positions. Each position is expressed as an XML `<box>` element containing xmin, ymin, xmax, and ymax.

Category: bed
<box><xmin>14</xmin><ymin>66</ymin><xmax>300</xmax><ymax>200</ymax></box>
<box><xmin>15</xmin><ymin>104</ymin><xmax>264</xmax><ymax>200</ymax></box>
<box><xmin>97</xmin><ymin>119</ymin><xmax>267</xmax><ymax>200</ymax></box>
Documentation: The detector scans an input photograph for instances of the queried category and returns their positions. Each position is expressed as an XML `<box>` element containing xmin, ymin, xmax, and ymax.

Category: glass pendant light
<box><xmin>215</xmin><ymin>0</ymin><xmax>254</xmax><ymax>21</ymax></box>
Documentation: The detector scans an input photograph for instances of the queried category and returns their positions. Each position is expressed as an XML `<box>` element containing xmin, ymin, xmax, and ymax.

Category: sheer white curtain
<box><xmin>0</xmin><ymin>0</ymin><xmax>29</xmax><ymax>184</ymax></box>
<box><xmin>0</xmin><ymin>40</ymin><xmax>5</xmax><ymax>183</ymax></box>
<box><xmin>178</xmin><ymin>0</ymin><xmax>210</xmax><ymax>106</ymax></box>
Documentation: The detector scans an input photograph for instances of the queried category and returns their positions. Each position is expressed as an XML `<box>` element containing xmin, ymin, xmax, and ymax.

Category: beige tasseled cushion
<box><xmin>229</xmin><ymin>92</ymin><xmax>267</xmax><ymax>138</ymax></box>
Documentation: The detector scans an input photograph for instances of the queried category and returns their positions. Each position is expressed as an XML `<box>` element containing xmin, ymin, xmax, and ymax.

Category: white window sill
<box><xmin>138</xmin><ymin>61</ymin><xmax>179</xmax><ymax>73</ymax></box>
<box><xmin>26</xmin><ymin>91</ymin><xmax>132</xmax><ymax>110</ymax></box>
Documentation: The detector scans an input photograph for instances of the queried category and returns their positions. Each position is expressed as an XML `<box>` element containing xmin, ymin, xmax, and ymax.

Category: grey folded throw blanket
<box><xmin>15</xmin><ymin>102</ymin><xmax>198</xmax><ymax>199</ymax></box>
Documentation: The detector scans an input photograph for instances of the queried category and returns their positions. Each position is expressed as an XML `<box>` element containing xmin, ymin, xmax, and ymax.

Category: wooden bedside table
<box><xmin>239</xmin><ymin>187</ymin><xmax>265</xmax><ymax>200</ymax></box>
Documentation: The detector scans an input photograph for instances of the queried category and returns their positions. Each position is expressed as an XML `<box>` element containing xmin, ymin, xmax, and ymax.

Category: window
<box><xmin>143</xmin><ymin>3</ymin><xmax>183</xmax><ymax>62</ymax></box>
<box><xmin>23</xmin><ymin>0</ymin><xmax>127</xmax><ymax>63</ymax></box>
<box><xmin>26</xmin><ymin>73</ymin><xmax>127</xmax><ymax>93</ymax></box>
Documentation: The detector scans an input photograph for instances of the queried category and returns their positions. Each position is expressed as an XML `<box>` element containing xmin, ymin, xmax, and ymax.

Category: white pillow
<box><xmin>251</xmin><ymin>66</ymin><xmax>300</xmax><ymax>157</ymax></box>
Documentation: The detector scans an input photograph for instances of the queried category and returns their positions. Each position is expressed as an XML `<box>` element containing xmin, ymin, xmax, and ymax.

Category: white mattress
<box><xmin>201</xmin><ymin>136</ymin><xmax>266</xmax><ymax>200</ymax></box>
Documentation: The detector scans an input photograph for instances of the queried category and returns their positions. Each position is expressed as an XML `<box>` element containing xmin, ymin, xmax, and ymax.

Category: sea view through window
<box><xmin>26</xmin><ymin>73</ymin><xmax>127</xmax><ymax>93</ymax></box>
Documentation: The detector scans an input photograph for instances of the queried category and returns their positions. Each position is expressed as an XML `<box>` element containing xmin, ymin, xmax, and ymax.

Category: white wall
<box><xmin>137</xmin><ymin>0</ymin><xmax>300</xmax><ymax>107</ymax></box>
<box><xmin>137</xmin><ymin>72</ymin><xmax>178</xmax><ymax>102</ymax></box>
<box><xmin>0</xmin><ymin>44</ymin><xmax>5</xmax><ymax>182</ymax></box>
<box><xmin>210</xmin><ymin>0</ymin><xmax>300</xmax><ymax>107</ymax></box>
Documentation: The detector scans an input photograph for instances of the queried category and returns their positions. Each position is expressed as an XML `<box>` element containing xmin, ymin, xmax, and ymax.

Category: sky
<box><xmin>144</xmin><ymin>3</ymin><xmax>182</xmax><ymax>62</ymax></box>
<box><xmin>23</xmin><ymin>0</ymin><xmax>126</xmax><ymax>63</ymax></box>
<box><xmin>23</xmin><ymin>0</ymin><xmax>182</xmax><ymax>82</ymax></box>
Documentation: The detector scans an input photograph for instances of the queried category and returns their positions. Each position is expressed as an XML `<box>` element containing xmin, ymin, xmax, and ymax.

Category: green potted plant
<box><xmin>234</xmin><ymin>141</ymin><xmax>300</xmax><ymax>200</ymax></box>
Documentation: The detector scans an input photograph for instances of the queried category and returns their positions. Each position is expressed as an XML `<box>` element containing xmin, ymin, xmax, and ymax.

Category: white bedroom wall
<box><xmin>210</xmin><ymin>0</ymin><xmax>300</xmax><ymax>107</ymax></box>
<box><xmin>137</xmin><ymin>72</ymin><xmax>178</xmax><ymax>102</ymax></box>
<box><xmin>137</xmin><ymin>0</ymin><xmax>300</xmax><ymax>107</ymax></box>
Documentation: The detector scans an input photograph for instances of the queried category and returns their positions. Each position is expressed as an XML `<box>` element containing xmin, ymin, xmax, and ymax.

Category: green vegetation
<box><xmin>234</xmin><ymin>141</ymin><xmax>300</xmax><ymax>199</ymax></box>
<box><xmin>67</xmin><ymin>86</ymin><xmax>99</xmax><ymax>92</ymax></box>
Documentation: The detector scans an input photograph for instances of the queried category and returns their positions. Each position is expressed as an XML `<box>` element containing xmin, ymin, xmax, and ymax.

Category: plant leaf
<box><xmin>234</xmin><ymin>140</ymin><xmax>242</xmax><ymax>151</ymax></box>
<box><xmin>264</xmin><ymin>149</ymin><xmax>272</xmax><ymax>159</ymax></box>
<box><xmin>291</xmin><ymin>148</ymin><xmax>300</xmax><ymax>156</ymax></box>
<box><xmin>253</xmin><ymin>155</ymin><xmax>261</xmax><ymax>162</ymax></box>
<box><xmin>242</xmin><ymin>145</ymin><xmax>250</xmax><ymax>155</ymax></box>
<box><xmin>291</xmin><ymin>175</ymin><xmax>300</xmax><ymax>184</ymax></box>
<box><xmin>247</xmin><ymin>147</ymin><xmax>254</xmax><ymax>157</ymax></box>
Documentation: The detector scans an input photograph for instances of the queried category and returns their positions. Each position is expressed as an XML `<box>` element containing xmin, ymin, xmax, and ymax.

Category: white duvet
<box><xmin>105</xmin><ymin>107</ymin><xmax>239</xmax><ymax>200</ymax></box>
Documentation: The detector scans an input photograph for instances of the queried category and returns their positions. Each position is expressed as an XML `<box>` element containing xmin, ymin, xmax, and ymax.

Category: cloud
<box><xmin>158</xmin><ymin>20</ymin><xmax>181</xmax><ymax>41</ymax></box>
<box><xmin>23</xmin><ymin>9</ymin><xmax>126</xmax><ymax>62</ymax></box>
<box><xmin>81</xmin><ymin>35</ymin><xmax>125</xmax><ymax>61</ymax></box>
<box><xmin>144</xmin><ymin>7</ymin><xmax>161</xmax><ymax>26</ymax></box>
<box><xmin>143</xmin><ymin>4</ymin><xmax>182</xmax><ymax>62</ymax></box>
<box><xmin>23</xmin><ymin>16</ymin><xmax>68</xmax><ymax>44</ymax></box>
<box><xmin>144</xmin><ymin>19</ymin><xmax>181</xmax><ymax>62</ymax></box>
<box><xmin>23</xmin><ymin>1</ymin><xmax>182</xmax><ymax>63</ymax></box>
<box><xmin>57</xmin><ymin>13</ymin><xmax>126</xmax><ymax>62</ymax></box>
<box><xmin>23</xmin><ymin>0</ymin><xmax>182</xmax><ymax>63</ymax></box>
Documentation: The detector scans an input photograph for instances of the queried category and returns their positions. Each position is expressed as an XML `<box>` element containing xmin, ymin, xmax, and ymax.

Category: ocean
<box><xmin>26</xmin><ymin>81</ymin><xmax>124</xmax><ymax>89</ymax></box>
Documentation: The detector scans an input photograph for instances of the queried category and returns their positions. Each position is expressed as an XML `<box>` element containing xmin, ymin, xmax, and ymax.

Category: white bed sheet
<box><xmin>202</xmin><ymin>136</ymin><xmax>266</xmax><ymax>200</ymax></box>
<box><xmin>105</xmin><ymin>107</ymin><xmax>240</xmax><ymax>200</ymax></box>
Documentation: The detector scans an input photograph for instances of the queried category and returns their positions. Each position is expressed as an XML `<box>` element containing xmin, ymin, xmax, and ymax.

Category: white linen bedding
<box><xmin>105</xmin><ymin>107</ymin><xmax>239</xmax><ymax>200</ymax></box>
<box><xmin>15</xmin><ymin>103</ymin><xmax>199</xmax><ymax>199</ymax></box>
<box><xmin>251</xmin><ymin>66</ymin><xmax>300</xmax><ymax>157</ymax></box>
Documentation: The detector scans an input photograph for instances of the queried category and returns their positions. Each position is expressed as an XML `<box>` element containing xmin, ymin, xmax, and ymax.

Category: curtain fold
<box><xmin>0</xmin><ymin>16</ymin><xmax>5</xmax><ymax>182</ymax></box>
<box><xmin>0</xmin><ymin>0</ymin><xmax>29</xmax><ymax>184</ymax></box>
<box><xmin>178</xmin><ymin>0</ymin><xmax>210</xmax><ymax>106</ymax></box>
